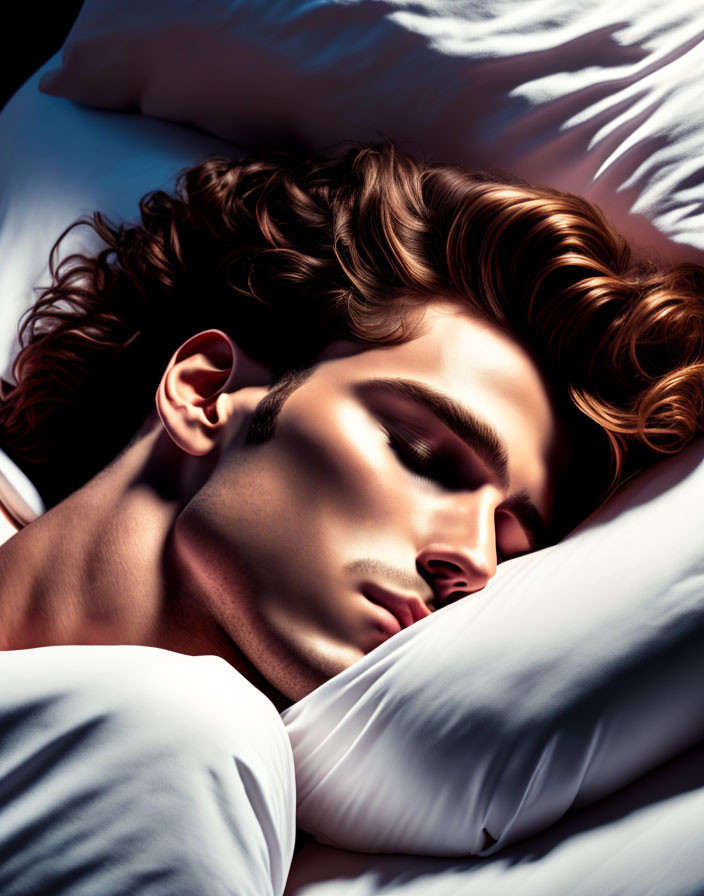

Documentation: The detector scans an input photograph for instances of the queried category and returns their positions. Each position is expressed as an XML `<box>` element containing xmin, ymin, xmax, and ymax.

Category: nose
<box><xmin>416</xmin><ymin>491</ymin><xmax>498</xmax><ymax>609</ymax></box>
<box><xmin>416</xmin><ymin>545</ymin><xmax>495</xmax><ymax>608</ymax></box>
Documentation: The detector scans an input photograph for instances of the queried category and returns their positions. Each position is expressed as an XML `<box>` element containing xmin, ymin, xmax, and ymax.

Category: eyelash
<box><xmin>383</xmin><ymin>427</ymin><xmax>460</xmax><ymax>490</ymax></box>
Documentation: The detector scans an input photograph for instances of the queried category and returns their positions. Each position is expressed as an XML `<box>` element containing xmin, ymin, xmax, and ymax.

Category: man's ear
<box><xmin>155</xmin><ymin>330</ymin><xmax>270</xmax><ymax>456</ymax></box>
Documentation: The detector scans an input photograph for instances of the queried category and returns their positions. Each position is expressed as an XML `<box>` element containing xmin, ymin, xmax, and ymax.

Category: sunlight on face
<box><xmin>175</xmin><ymin>302</ymin><xmax>568</xmax><ymax>700</ymax></box>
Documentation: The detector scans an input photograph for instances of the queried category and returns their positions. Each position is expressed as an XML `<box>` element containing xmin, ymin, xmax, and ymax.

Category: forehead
<box><xmin>314</xmin><ymin>302</ymin><xmax>564</xmax><ymax>513</ymax></box>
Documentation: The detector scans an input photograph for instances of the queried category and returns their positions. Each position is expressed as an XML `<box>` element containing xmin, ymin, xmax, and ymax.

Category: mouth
<box><xmin>362</xmin><ymin>583</ymin><xmax>430</xmax><ymax>635</ymax></box>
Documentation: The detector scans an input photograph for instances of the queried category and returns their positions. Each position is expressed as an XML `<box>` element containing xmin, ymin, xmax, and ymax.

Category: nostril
<box><xmin>418</xmin><ymin>559</ymin><xmax>471</xmax><ymax>593</ymax></box>
<box><xmin>425</xmin><ymin>559</ymin><xmax>462</xmax><ymax>572</ymax></box>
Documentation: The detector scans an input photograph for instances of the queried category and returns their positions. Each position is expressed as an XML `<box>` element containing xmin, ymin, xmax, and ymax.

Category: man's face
<box><xmin>175</xmin><ymin>303</ymin><xmax>567</xmax><ymax>700</ymax></box>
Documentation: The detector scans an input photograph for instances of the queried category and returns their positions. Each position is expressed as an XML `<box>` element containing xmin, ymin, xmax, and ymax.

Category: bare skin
<box><xmin>0</xmin><ymin>302</ymin><xmax>568</xmax><ymax>705</ymax></box>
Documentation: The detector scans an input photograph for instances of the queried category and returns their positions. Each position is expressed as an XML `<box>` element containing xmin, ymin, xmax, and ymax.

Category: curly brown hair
<box><xmin>2</xmin><ymin>140</ymin><xmax>703</xmax><ymax>515</ymax></box>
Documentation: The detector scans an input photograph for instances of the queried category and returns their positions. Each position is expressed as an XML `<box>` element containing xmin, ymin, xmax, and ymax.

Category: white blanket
<box><xmin>0</xmin><ymin>646</ymin><xmax>296</xmax><ymax>895</ymax></box>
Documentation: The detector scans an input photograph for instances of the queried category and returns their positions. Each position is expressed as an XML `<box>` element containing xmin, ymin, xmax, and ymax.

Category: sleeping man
<box><xmin>0</xmin><ymin>142</ymin><xmax>701</xmax><ymax>894</ymax></box>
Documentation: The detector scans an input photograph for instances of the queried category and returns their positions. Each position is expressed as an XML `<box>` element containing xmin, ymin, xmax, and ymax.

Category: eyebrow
<box><xmin>360</xmin><ymin>377</ymin><xmax>549</xmax><ymax>548</ymax></box>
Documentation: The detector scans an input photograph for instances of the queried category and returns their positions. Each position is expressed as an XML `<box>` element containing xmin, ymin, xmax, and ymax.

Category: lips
<box><xmin>363</xmin><ymin>583</ymin><xmax>431</xmax><ymax>633</ymax></box>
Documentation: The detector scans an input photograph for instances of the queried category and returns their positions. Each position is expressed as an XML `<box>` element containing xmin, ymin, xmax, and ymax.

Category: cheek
<box><xmin>172</xmin><ymin>431</ymin><xmax>420</xmax><ymax>699</ymax></box>
<box><xmin>175</xmin><ymin>408</ymin><xmax>423</xmax><ymax>639</ymax></box>
<box><xmin>272</xmin><ymin>407</ymin><xmax>413</xmax><ymax>525</ymax></box>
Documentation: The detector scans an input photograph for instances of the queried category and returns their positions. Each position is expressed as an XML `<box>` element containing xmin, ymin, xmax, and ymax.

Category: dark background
<box><xmin>2</xmin><ymin>3</ymin><xmax>83</xmax><ymax>111</ymax></box>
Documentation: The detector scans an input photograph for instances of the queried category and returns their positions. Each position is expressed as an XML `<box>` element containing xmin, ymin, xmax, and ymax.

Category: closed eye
<box><xmin>385</xmin><ymin>427</ymin><xmax>532</xmax><ymax>564</ymax></box>
<box><xmin>360</xmin><ymin>378</ymin><xmax>548</xmax><ymax>550</ymax></box>
<box><xmin>383</xmin><ymin>426</ymin><xmax>465</xmax><ymax>490</ymax></box>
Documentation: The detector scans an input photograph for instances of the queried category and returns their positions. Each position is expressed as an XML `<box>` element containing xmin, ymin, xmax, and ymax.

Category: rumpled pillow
<box><xmin>282</xmin><ymin>440</ymin><xmax>704</xmax><ymax>856</ymax></box>
<box><xmin>39</xmin><ymin>0</ymin><xmax>704</xmax><ymax>261</ymax></box>
<box><xmin>0</xmin><ymin>56</ymin><xmax>236</xmax><ymax>381</ymax></box>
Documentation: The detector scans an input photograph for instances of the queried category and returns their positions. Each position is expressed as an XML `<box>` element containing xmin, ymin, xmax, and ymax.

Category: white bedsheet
<box><xmin>285</xmin><ymin>740</ymin><xmax>704</xmax><ymax>895</ymax></box>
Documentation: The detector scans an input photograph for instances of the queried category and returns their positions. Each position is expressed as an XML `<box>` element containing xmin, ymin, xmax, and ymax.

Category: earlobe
<box><xmin>155</xmin><ymin>330</ymin><xmax>270</xmax><ymax>456</ymax></box>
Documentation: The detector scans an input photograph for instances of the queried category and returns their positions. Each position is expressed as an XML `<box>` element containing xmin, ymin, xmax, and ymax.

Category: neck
<box><xmin>0</xmin><ymin>419</ymin><xmax>288</xmax><ymax>709</ymax></box>
<box><xmin>0</xmin><ymin>423</ymin><xmax>171</xmax><ymax>646</ymax></box>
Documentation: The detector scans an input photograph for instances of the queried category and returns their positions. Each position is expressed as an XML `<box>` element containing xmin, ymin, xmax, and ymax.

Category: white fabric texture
<box><xmin>40</xmin><ymin>0</ymin><xmax>704</xmax><ymax>263</ymax></box>
<box><xmin>0</xmin><ymin>447</ymin><xmax>45</xmax><ymax>524</ymax></box>
<box><xmin>283</xmin><ymin>439</ymin><xmax>704</xmax><ymax>856</ymax></box>
<box><xmin>285</xmin><ymin>740</ymin><xmax>704</xmax><ymax>895</ymax></box>
<box><xmin>0</xmin><ymin>646</ymin><xmax>296</xmax><ymax>895</ymax></box>
<box><xmin>0</xmin><ymin>57</ymin><xmax>237</xmax><ymax>382</ymax></box>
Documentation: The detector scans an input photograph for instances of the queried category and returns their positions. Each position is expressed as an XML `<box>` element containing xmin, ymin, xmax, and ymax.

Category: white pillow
<box><xmin>39</xmin><ymin>0</ymin><xmax>704</xmax><ymax>263</ymax></box>
<box><xmin>0</xmin><ymin>57</ymin><xmax>239</xmax><ymax>381</ymax></box>
<box><xmin>282</xmin><ymin>440</ymin><xmax>704</xmax><ymax>856</ymax></box>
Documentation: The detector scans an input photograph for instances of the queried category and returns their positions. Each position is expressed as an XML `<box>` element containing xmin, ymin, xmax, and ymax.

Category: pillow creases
<box><xmin>40</xmin><ymin>0</ymin><xmax>704</xmax><ymax>261</ymax></box>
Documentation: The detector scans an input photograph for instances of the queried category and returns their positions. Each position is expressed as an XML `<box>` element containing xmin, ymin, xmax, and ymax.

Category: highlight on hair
<box><xmin>2</xmin><ymin>140</ymin><xmax>704</xmax><ymax>513</ymax></box>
